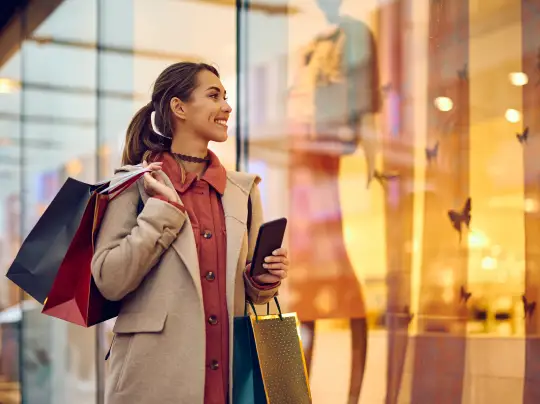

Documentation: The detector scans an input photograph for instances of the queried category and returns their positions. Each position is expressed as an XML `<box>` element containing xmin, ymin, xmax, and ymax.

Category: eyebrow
<box><xmin>207</xmin><ymin>86</ymin><xmax>226</xmax><ymax>94</ymax></box>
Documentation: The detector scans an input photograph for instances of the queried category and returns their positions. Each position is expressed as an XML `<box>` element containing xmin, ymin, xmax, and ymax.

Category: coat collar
<box><xmin>150</xmin><ymin>150</ymin><xmax>226</xmax><ymax>195</ymax></box>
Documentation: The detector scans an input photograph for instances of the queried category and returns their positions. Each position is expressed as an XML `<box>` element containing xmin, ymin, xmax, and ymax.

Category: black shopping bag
<box><xmin>233</xmin><ymin>297</ymin><xmax>312</xmax><ymax>403</ymax></box>
<box><xmin>6</xmin><ymin>169</ymin><xmax>147</xmax><ymax>304</ymax></box>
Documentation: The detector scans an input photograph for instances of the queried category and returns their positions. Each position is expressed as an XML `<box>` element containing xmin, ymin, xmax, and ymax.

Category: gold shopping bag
<box><xmin>246</xmin><ymin>297</ymin><xmax>312</xmax><ymax>403</ymax></box>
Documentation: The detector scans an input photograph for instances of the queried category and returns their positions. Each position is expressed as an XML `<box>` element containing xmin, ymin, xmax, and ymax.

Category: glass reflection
<box><xmin>245</xmin><ymin>0</ymin><xmax>536</xmax><ymax>402</ymax></box>
<box><xmin>286</xmin><ymin>0</ymin><xmax>380</xmax><ymax>401</ymax></box>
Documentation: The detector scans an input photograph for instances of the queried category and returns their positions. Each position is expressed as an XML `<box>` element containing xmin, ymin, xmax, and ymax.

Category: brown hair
<box><xmin>121</xmin><ymin>62</ymin><xmax>220</xmax><ymax>165</ymax></box>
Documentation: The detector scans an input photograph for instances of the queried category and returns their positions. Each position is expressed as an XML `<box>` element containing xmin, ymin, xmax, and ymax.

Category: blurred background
<box><xmin>0</xmin><ymin>0</ymin><xmax>539</xmax><ymax>403</ymax></box>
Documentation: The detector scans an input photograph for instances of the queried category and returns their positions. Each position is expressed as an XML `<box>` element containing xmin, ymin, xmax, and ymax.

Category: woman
<box><xmin>91</xmin><ymin>62</ymin><xmax>289</xmax><ymax>404</ymax></box>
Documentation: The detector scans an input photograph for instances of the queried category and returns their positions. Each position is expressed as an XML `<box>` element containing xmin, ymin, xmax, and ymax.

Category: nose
<box><xmin>222</xmin><ymin>100</ymin><xmax>232</xmax><ymax>114</ymax></box>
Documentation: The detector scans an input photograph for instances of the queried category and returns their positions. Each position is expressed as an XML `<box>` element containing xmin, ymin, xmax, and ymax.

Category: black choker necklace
<box><xmin>173</xmin><ymin>153</ymin><xmax>210</xmax><ymax>164</ymax></box>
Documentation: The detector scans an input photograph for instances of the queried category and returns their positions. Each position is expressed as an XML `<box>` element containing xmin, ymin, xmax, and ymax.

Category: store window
<box><xmin>0</xmin><ymin>20</ymin><xmax>22</xmax><ymax>404</ymax></box>
<box><xmin>243</xmin><ymin>0</ymin><xmax>534</xmax><ymax>402</ymax></box>
<box><xmin>0</xmin><ymin>0</ymin><xmax>239</xmax><ymax>402</ymax></box>
<box><xmin>18</xmin><ymin>1</ymin><xmax>98</xmax><ymax>403</ymax></box>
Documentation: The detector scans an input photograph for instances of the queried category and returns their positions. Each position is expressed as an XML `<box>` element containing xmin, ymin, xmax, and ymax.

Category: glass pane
<box><xmin>0</xmin><ymin>13</ymin><xmax>22</xmax><ymax>404</ymax></box>
<box><xmin>17</xmin><ymin>1</ymin><xmax>99</xmax><ymax>403</ymax></box>
<box><xmin>243</xmin><ymin>0</ymin><xmax>530</xmax><ymax>402</ymax></box>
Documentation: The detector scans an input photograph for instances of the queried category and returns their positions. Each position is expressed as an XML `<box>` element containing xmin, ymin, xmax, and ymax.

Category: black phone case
<box><xmin>249</xmin><ymin>218</ymin><xmax>288</xmax><ymax>278</ymax></box>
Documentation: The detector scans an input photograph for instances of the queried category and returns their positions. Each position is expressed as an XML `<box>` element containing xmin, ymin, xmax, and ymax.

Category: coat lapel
<box><xmin>221</xmin><ymin>178</ymin><xmax>250</xmax><ymax>315</ymax></box>
<box><xmin>170</xmin><ymin>219</ymin><xmax>201</xmax><ymax>301</ymax></box>
<box><xmin>136</xmin><ymin>172</ymin><xmax>203</xmax><ymax>303</ymax></box>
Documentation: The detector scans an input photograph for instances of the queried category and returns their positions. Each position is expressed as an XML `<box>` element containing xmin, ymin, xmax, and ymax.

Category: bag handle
<box><xmin>99</xmin><ymin>169</ymin><xmax>151</xmax><ymax>201</ymax></box>
<box><xmin>94</xmin><ymin>165</ymin><xmax>147</xmax><ymax>188</ymax></box>
<box><xmin>244</xmin><ymin>296</ymin><xmax>283</xmax><ymax>322</ymax></box>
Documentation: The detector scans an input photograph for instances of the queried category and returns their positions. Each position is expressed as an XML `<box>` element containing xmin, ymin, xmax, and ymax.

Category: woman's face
<box><xmin>178</xmin><ymin>69</ymin><xmax>232</xmax><ymax>143</ymax></box>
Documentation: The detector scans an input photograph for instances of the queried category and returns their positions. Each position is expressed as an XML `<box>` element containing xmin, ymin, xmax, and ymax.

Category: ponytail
<box><xmin>121</xmin><ymin>102</ymin><xmax>170</xmax><ymax>165</ymax></box>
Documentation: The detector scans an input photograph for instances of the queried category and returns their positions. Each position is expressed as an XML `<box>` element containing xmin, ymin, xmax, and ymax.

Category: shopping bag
<box><xmin>5</xmin><ymin>169</ymin><xmax>147</xmax><ymax>315</ymax></box>
<box><xmin>233</xmin><ymin>297</ymin><xmax>312</xmax><ymax>404</ymax></box>
<box><xmin>6</xmin><ymin>177</ymin><xmax>99</xmax><ymax>304</ymax></box>
<box><xmin>233</xmin><ymin>307</ymin><xmax>267</xmax><ymax>404</ymax></box>
<box><xmin>40</xmin><ymin>169</ymin><xmax>149</xmax><ymax>327</ymax></box>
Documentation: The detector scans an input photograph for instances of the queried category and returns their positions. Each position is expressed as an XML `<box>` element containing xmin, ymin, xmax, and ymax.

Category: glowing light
<box><xmin>481</xmin><ymin>256</ymin><xmax>497</xmax><ymax>270</ymax></box>
<box><xmin>505</xmin><ymin>109</ymin><xmax>521</xmax><ymax>123</ymax></box>
<box><xmin>525</xmin><ymin>198</ymin><xmax>538</xmax><ymax>213</ymax></box>
<box><xmin>468</xmin><ymin>231</ymin><xmax>489</xmax><ymax>249</ymax></box>
<box><xmin>65</xmin><ymin>159</ymin><xmax>82</xmax><ymax>177</ymax></box>
<box><xmin>0</xmin><ymin>78</ymin><xmax>20</xmax><ymax>94</ymax></box>
<box><xmin>509</xmin><ymin>72</ymin><xmax>528</xmax><ymax>86</ymax></box>
<box><xmin>434</xmin><ymin>97</ymin><xmax>453</xmax><ymax>112</ymax></box>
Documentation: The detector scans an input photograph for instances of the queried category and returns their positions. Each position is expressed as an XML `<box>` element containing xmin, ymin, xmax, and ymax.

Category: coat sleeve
<box><xmin>91</xmin><ymin>179</ymin><xmax>187</xmax><ymax>301</ymax></box>
<box><xmin>243</xmin><ymin>182</ymin><xmax>281</xmax><ymax>305</ymax></box>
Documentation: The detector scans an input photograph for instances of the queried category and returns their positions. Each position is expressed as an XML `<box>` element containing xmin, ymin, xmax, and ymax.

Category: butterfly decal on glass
<box><xmin>447</xmin><ymin>197</ymin><xmax>471</xmax><ymax>241</ymax></box>
<box><xmin>522</xmin><ymin>294</ymin><xmax>536</xmax><ymax>319</ymax></box>
<box><xmin>457</xmin><ymin>62</ymin><xmax>468</xmax><ymax>81</ymax></box>
<box><xmin>426</xmin><ymin>141</ymin><xmax>440</xmax><ymax>163</ymax></box>
<box><xmin>459</xmin><ymin>285</ymin><xmax>472</xmax><ymax>303</ymax></box>
<box><xmin>517</xmin><ymin>126</ymin><xmax>529</xmax><ymax>144</ymax></box>
<box><xmin>373</xmin><ymin>170</ymin><xmax>400</xmax><ymax>187</ymax></box>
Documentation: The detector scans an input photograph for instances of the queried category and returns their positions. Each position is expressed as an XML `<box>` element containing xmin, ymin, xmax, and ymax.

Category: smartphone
<box><xmin>249</xmin><ymin>218</ymin><xmax>288</xmax><ymax>278</ymax></box>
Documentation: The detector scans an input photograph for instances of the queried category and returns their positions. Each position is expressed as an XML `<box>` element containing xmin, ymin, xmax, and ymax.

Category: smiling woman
<box><xmin>91</xmin><ymin>61</ymin><xmax>288</xmax><ymax>404</ymax></box>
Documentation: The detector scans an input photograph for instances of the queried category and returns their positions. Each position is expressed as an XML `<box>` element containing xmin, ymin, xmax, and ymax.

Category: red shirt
<box><xmin>155</xmin><ymin>151</ymin><xmax>230</xmax><ymax>404</ymax></box>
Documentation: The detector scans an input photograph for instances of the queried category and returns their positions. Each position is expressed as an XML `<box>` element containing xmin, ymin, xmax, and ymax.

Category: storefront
<box><xmin>0</xmin><ymin>0</ymin><xmax>538</xmax><ymax>403</ymax></box>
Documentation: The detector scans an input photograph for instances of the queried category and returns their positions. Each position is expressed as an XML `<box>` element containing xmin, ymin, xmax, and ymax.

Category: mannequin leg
<box><xmin>302</xmin><ymin>320</ymin><xmax>317</xmax><ymax>376</ymax></box>
<box><xmin>348</xmin><ymin>318</ymin><xmax>368</xmax><ymax>404</ymax></box>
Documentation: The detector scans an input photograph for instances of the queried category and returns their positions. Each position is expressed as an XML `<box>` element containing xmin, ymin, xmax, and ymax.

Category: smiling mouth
<box><xmin>215</xmin><ymin>119</ymin><xmax>228</xmax><ymax>127</ymax></box>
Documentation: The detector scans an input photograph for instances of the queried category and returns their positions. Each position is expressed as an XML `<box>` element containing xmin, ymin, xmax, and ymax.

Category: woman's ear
<box><xmin>170</xmin><ymin>97</ymin><xmax>187</xmax><ymax>120</ymax></box>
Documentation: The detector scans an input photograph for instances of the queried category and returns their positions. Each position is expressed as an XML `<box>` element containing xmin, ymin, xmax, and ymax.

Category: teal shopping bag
<box><xmin>233</xmin><ymin>301</ymin><xmax>267</xmax><ymax>404</ymax></box>
<box><xmin>233</xmin><ymin>297</ymin><xmax>312</xmax><ymax>404</ymax></box>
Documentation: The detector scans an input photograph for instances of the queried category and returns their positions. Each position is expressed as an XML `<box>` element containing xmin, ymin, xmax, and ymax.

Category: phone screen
<box><xmin>249</xmin><ymin>218</ymin><xmax>287</xmax><ymax>278</ymax></box>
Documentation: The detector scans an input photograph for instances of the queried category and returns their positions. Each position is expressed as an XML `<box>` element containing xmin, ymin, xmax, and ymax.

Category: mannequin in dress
<box><xmin>287</xmin><ymin>1</ymin><xmax>380</xmax><ymax>402</ymax></box>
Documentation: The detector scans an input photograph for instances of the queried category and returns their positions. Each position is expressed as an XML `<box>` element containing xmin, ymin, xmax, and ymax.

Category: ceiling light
<box><xmin>505</xmin><ymin>109</ymin><xmax>521</xmax><ymax>123</ymax></box>
<box><xmin>0</xmin><ymin>78</ymin><xmax>20</xmax><ymax>94</ymax></box>
<box><xmin>481</xmin><ymin>256</ymin><xmax>497</xmax><ymax>271</ymax></box>
<box><xmin>509</xmin><ymin>72</ymin><xmax>528</xmax><ymax>86</ymax></box>
<box><xmin>434</xmin><ymin>96</ymin><xmax>453</xmax><ymax>112</ymax></box>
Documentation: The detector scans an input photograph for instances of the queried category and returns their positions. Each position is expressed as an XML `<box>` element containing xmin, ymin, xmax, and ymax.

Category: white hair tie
<box><xmin>150</xmin><ymin>110</ymin><xmax>172</xmax><ymax>139</ymax></box>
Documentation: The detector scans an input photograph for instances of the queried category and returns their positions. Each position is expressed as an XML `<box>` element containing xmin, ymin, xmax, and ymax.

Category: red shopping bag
<box><xmin>41</xmin><ymin>169</ymin><xmax>149</xmax><ymax>327</ymax></box>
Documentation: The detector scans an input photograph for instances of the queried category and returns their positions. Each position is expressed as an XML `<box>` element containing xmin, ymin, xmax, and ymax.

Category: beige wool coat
<box><xmin>91</xmin><ymin>165</ymin><xmax>280</xmax><ymax>404</ymax></box>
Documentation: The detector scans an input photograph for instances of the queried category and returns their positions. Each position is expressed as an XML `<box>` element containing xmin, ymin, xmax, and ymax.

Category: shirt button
<box><xmin>205</xmin><ymin>272</ymin><xmax>216</xmax><ymax>281</ymax></box>
<box><xmin>210</xmin><ymin>360</ymin><xmax>220</xmax><ymax>370</ymax></box>
<box><xmin>202</xmin><ymin>230</ymin><xmax>212</xmax><ymax>239</ymax></box>
<box><xmin>208</xmin><ymin>315</ymin><xmax>218</xmax><ymax>325</ymax></box>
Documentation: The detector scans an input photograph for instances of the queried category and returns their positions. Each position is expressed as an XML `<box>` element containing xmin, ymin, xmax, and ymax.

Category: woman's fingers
<box><xmin>268</xmin><ymin>269</ymin><xmax>288</xmax><ymax>279</ymax></box>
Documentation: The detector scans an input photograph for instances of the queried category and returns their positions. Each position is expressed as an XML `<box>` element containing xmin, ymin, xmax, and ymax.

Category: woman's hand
<box><xmin>142</xmin><ymin>161</ymin><xmax>177</xmax><ymax>202</ymax></box>
<box><xmin>251</xmin><ymin>247</ymin><xmax>289</xmax><ymax>285</ymax></box>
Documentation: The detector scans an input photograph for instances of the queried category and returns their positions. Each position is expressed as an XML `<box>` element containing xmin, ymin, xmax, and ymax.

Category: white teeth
<box><xmin>215</xmin><ymin>119</ymin><xmax>227</xmax><ymax>126</ymax></box>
